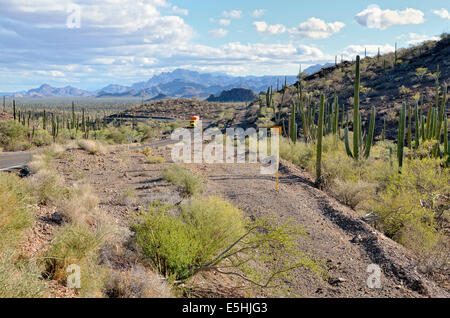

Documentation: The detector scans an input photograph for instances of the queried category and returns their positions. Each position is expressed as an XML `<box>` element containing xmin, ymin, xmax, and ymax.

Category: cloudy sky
<box><xmin>0</xmin><ymin>0</ymin><xmax>449</xmax><ymax>91</ymax></box>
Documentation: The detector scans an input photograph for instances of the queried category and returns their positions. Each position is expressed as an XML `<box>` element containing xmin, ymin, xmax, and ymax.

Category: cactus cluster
<box><xmin>396</xmin><ymin>81</ymin><xmax>449</xmax><ymax>168</ymax></box>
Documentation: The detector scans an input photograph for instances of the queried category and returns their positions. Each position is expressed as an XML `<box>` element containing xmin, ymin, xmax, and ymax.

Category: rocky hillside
<box><xmin>206</xmin><ymin>88</ymin><xmax>256</xmax><ymax>102</ymax></box>
<box><xmin>251</xmin><ymin>34</ymin><xmax>449</xmax><ymax>140</ymax></box>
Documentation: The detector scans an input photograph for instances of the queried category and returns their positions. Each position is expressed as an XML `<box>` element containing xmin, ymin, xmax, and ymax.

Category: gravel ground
<box><xmin>43</xmin><ymin>143</ymin><xmax>449</xmax><ymax>298</ymax></box>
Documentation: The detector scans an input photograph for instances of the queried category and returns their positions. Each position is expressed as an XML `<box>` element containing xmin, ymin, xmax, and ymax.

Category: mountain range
<box><xmin>4</xmin><ymin>64</ymin><xmax>331</xmax><ymax>99</ymax></box>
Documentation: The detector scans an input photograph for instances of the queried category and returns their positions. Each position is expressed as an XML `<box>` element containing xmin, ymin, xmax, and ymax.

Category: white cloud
<box><xmin>219</xmin><ymin>19</ymin><xmax>231</xmax><ymax>26</ymax></box>
<box><xmin>208</xmin><ymin>28</ymin><xmax>228</xmax><ymax>38</ymax></box>
<box><xmin>289</xmin><ymin>17</ymin><xmax>345</xmax><ymax>39</ymax></box>
<box><xmin>170</xmin><ymin>5</ymin><xmax>188</xmax><ymax>16</ymax></box>
<box><xmin>341</xmin><ymin>44</ymin><xmax>395</xmax><ymax>60</ymax></box>
<box><xmin>0</xmin><ymin>1</ymin><xmax>342</xmax><ymax>89</ymax></box>
<box><xmin>253</xmin><ymin>21</ymin><xmax>287</xmax><ymax>35</ymax></box>
<box><xmin>433</xmin><ymin>8</ymin><xmax>450</xmax><ymax>19</ymax></box>
<box><xmin>222</xmin><ymin>10</ymin><xmax>242</xmax><ymax>19</ymax></box>
<box><xmin>406</xmin><ymin>33</ymin><xmax>440</xmax><ymax>45</ymax></box>
<box><xmin>251</xmin><ymin>9</ymin><xmax>266</xmax><ymax>18</ymax></box>
<box><xmin>36</xmin><ymin>70</ymin><xmax>66</xmax><ymax>77</ymax></box>
<box><xmin>355</xmin><ymin>5</ymin><xmax>425</xmax><ymax>30</ymax></box>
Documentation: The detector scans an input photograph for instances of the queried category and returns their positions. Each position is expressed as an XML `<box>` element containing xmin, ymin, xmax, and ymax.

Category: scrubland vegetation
<box><xmin>274</xmin><ymin>43</ymin><xmax>449</xmax><ymax>273</ymax></box>
<box><xmin>133</xmin><ymin>196</ymin><xmax>326</xmax><ymax>292</ymax></box>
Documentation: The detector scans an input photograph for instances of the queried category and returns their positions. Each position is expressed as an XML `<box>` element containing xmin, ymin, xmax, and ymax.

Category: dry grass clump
<box><xmin>28</xmin><ymin>153</ymin><xmax>53</xmax><ymax>174</ymax></box>
<box><xmin>44</xmin><ymin>224</ymin><xmax>107</xmax><ymax>297</ymax></box>
<box><xmin>145</xmin><ymin>157</ymin><xmax>165</xmax><ymax>164</ymax></box>
<box><xmin>0</xmin><ymin>251</ymin><xmax>47</xmax><ymax>298</ymax></box>
<box><xmin>30</xmin><ymin>169</ymin><xmax>67</xmax><ymax>205</ymax></box>
<box><xmin>48</xmin><ymin>143</ymin><xmax>67</xmax><ymax>156</ymax></box>
<box><xmin>119</xmin><ymin>188</ymin><xmax>138</xmax><ymax>207</ymax></box>
<box><xmin>0</xmin><ymin>173</ymin><xmax>47</xmax><ymax>297</ymax></box>
<box><xmin>162</xmin><ymin>165</ymin><xmax>204</xmax><ymax>196</ymax></box>
<box><xmin>78</xmin><ymin>139</ymin><xmax>107</xmax><ymax>155</ymax></box>
<box><xmin>104</xmin><ymin>266</ymin><xmax>173</xmax><ymax>298</ymax></box>
<box><xmin>140</xmin><ymin>147</ymin><xmax>153</xmax><ymax>157</ymax></box>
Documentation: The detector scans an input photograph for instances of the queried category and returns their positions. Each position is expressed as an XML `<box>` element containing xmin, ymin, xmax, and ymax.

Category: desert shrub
<box><xmin>136</xmin><ymin>123</ymin><xmax>157</xmax><ymax>142</ymax></box>
<box><xmin>279</xmin><ymin>138</ymin><xmax>314</xmax><ymax>169</ymax></box>
<box><xmin>133</xmin><ymin>197</ymin><xmax>326</xmax><ymax>289</ymax></box>
<box><xmin>162</xmin><ymin>121</ymin><xmax>185</xmax><ymax>134</ymax></box>
<box><xmin>0</xmin><ymin>120</ymin><xmax>30</xmax><ymax>151</ymax></box>
<box><xmin>78</xmin><ymin>139</ymin><xmax>106</xmax><ymax>155</ymax></box>
<box><xmin>140</xmin><ymin>146</ymin><xmax>153</xmax><ymax>157</ymax></box>
<box><xmin>104</xmin><ymin>266</ymin><xmax>172</xmax><ymax>298</ymax></box>
<box><xmin>371</xmin><ymin>158</ymin><xmax>449</xmax><ymax>258</ymax></box>
<box><xmin>32</xmin><ymin>129</ymin><xmax>52</xmax><ymax>147</ymax></box>
<box><xmin>30</xmin><ymin>169</ymin><xmax>67</xmax><ymax>204</ymax></box>
<box><xmin>98</xmin><ymin>126</ymin><xmax>142</xmax><ymax>144</ymax></box>
<box><xmin>44</xmin><ymin>224</ymin><xmax>107</xmax><ymax>297</ymax></box>
<box><xmin>162</xmin><ymin>165</ymin><xmax>204</xmax><ymax>196</ymax></box>
<box><xmin>146</xmin><ymin>157</ymin><xmax>165</xmax><ymax>164</ymax></box>
<box><xmin>329</xmin><ymin>178</ymin><xmax>377</xmax><ymax>209</ymax></box>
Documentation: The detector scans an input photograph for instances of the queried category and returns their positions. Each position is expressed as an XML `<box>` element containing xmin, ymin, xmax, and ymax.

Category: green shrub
<box><xmin>329</xmin><ymin>178</ymin><xmax>377</xmax><ymax>209</ymax></box>
<box><xmin>371</xmin><ymin>158</ymin><xmax>449</xmax><ymax>259</ymax></box>
<box><xmin>32</xmin><ymin>129</ymin><xmax>52</xmax><ymax>147</ymax></box>
<box><xmin>162</xmin><ymin>165</ymin><xmax>204</xmax><ymax>196</ymax></box>
<box><xmin>0</xmin><ymin>120</ymin><xmax>30</xmax><ymax>151</ymax></box>
<box><xmin>133</xmin><ymin>197</ymin><xmax>326</xmax><ymax>289</ymax></box>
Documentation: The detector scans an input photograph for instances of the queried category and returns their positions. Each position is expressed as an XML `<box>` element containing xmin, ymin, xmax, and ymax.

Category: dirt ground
<box><xmin>42</xmin><ymin>142</ymin><xmax>449</xmax><ymax>298</ymax></box>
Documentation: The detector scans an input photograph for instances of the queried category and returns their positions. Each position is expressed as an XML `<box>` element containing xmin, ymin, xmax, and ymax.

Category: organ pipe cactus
<box><xmin>397</xmin><ymin>103</ymin><xmax>406</xmax><ymax>169</ymax></box>
<box><xmin>414</xmin><ymin>102</ymin><xmax>420</xmax><ymax>149</ymax></box>
<box><xmin>316</xmin><ymin>94</ymin><xmax>325</xmax><ymax>185</ymax></box>
<box><xmin>353</xmin><ymin>56</ymin><xmax>361</xmax><ymax>160</ymax></box>
<box><xmin>364</xmin><ymin>106</ymin><xmax>376</xmax><ymax>159</ymax></box>
<box><xmin>290</xmin><ymin>103</ymin><xmax>297</xmax><ymax>143</ymax></box>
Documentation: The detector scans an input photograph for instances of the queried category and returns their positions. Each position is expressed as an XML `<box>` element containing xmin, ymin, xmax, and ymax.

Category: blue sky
<box><xmin>0</xmin><ymin>0</ymin><xmax>449</xmax><ymax>91</ymax></box>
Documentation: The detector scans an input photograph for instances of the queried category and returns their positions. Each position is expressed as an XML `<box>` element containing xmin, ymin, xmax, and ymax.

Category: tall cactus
<box><xmin>13</xmin><ymin>100</ymin><xmax>16</xmax><ymax>121</ymax></box>
<box><xmin>414</xmin><ymin>102</ymin><xmax>420</xmax><ymax>149</ymax></box>
<box><xmin>407</xmin><ymin>104</ymin><xmax>412</xmax><ymax>150</ymax></box>
<box><xmin>72</xmin><ymin>101</ymin><xmax>76</xmax><ymax>130</ymax></box>
<box><xmin>333</xmin><ymin>94</ymin><xmax>339</xmax><ymax>136</ymax></box>
<box><xmin>316</xmin><ymin>94</ymin><xmax>325</xmax><ymax>185</ymax></box>
<box><xmin>397</xmin><ymin>103</ymin><xmax>406</xmax><ymax>169</ymax></box>
<box><xmin>290</xmin><ymin>103</ymin><xmax>297</xmax><ymax>143</ymax></box>
<box><xmin>444</xmin><ymin>116</ymin><xmax>449</xmax><ymax>167</ymax></box>
<box><xmin>353</xmin><ymin>55</ymin><xmax>361</xmax><ymax>160</ymax></box>
<box><xmin>364</xmin><ymin>106</ymin><xmax>376</xmax><ymax>159</ymax></box>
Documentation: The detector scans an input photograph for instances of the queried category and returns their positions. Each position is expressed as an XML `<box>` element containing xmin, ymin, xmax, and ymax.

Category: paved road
<box><xmin>0</xmin><ymin>152</ymin><xmax>33</xmax><ymax>171</ymax></box>
<box><xmin>0</xmin><ymin>119</ymin><xmax>214</xmax><ymax>171</ymax></box>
